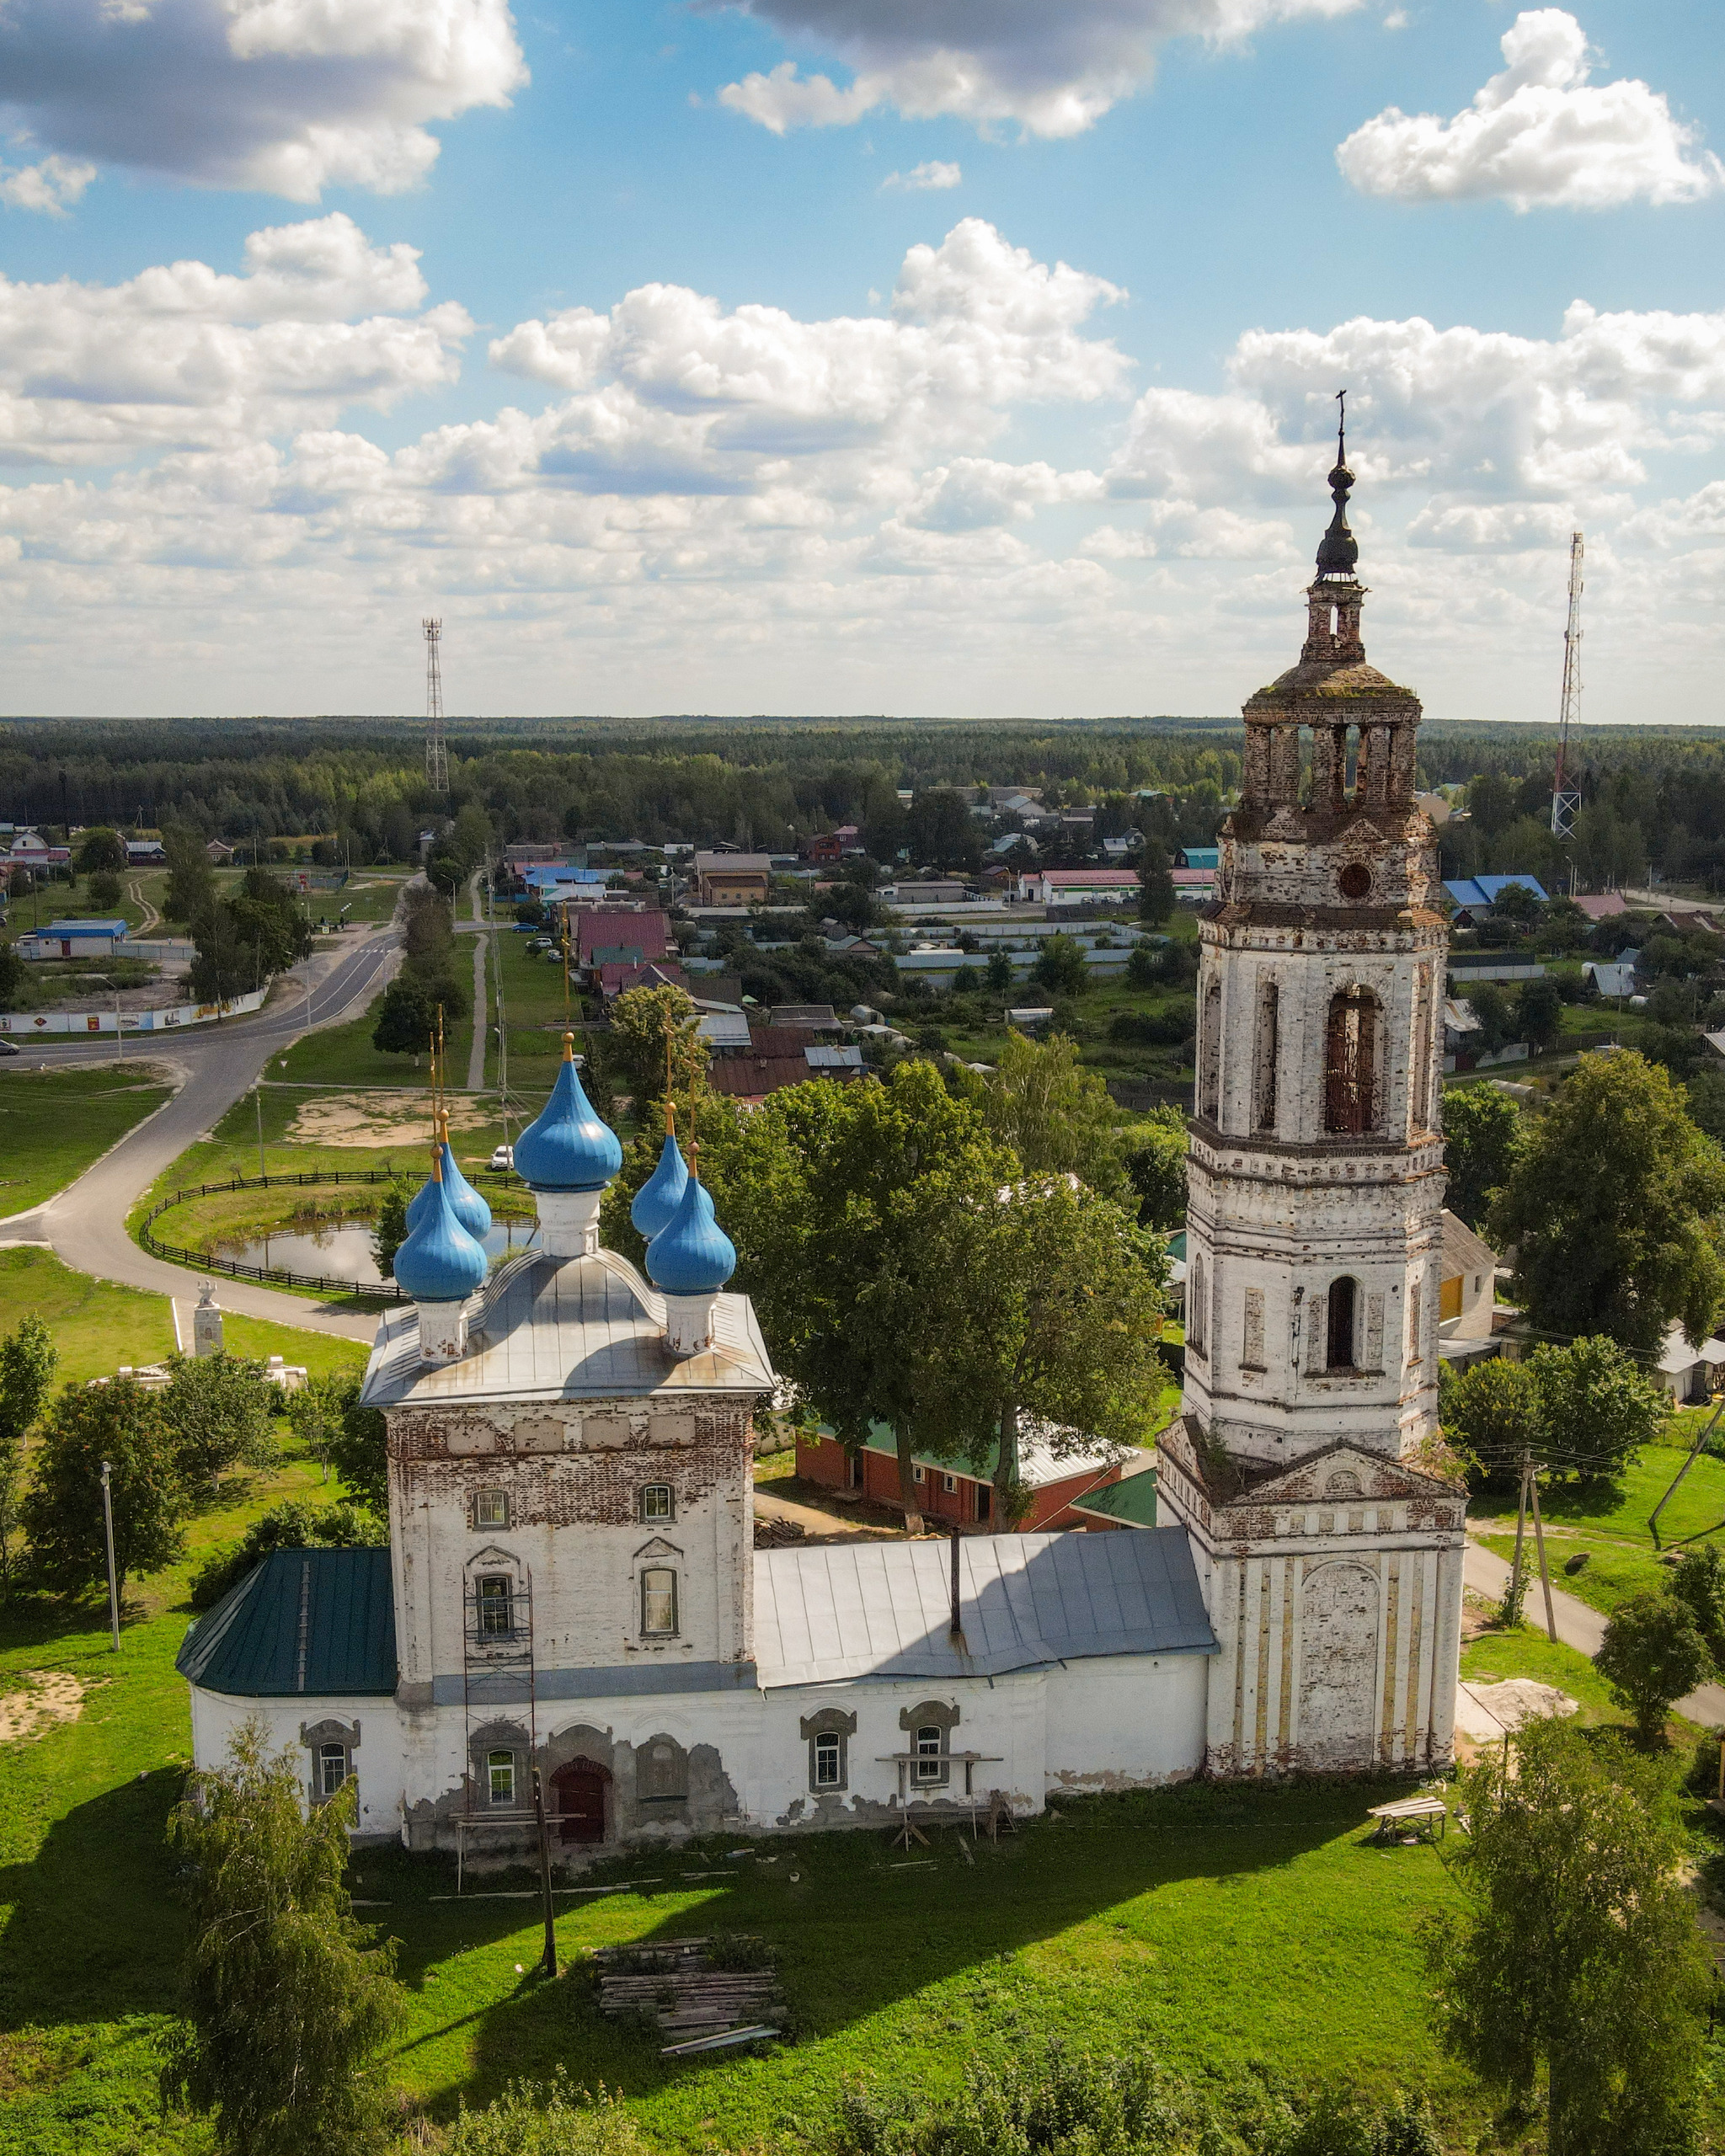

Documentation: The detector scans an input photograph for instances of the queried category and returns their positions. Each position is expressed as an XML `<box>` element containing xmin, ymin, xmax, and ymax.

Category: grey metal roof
<box><xmin>177</xmin><ymin>1548</ymin><xmax>397</xmax><ymax>1699</ymax></box>
<box><xmin>752</xmin><ymin>1528</ymin><xmax>1215</xmax><ymax>1688</ymax></box>
<box><xmin>360</xmin><ymin>1249</ymin><xmax>775</xmax><ymax>1409</ymax></box>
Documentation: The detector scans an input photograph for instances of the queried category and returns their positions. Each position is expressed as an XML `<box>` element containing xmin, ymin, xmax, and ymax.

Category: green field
<box><xmin>0</xmin><ymin>1246</ymin><xmax>369</xmax><ymax>1387</ymax></box>
<box><xmin>0</xmin><ymin>1065</ymin><xmax>175</xmax><ymax>1219</ymax></box>
<box><xmin>1469</xmin><ymin>1438</ymin><xmax>1725</xmax><ymax>1620</ymax></box>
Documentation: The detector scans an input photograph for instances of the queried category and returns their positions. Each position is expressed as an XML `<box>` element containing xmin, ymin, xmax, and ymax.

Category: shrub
<box><xmin>442</xmin><ymin>2074</ymin><xmax>646</xmax><ymax>2156</ymax></box>
<box><xmin>189</xmin><ymin>1499</ymin><xmax>385</xmax><ymax>1610</ymax></box>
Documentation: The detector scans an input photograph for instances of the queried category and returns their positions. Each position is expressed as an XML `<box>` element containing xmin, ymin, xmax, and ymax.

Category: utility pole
<box><xmin>532</xmin><ymin>1766</ymin><xmax>558</xmax><ymax>1977</ymax></box>
<box><xmin>255</xmin><ymin>1083</ymin><xmax>267</xmax><ymax>1181</ymax></box>
<box><xmin>1528</xmin><ymin>1463</ymin><xmax>1558</xmax><ymax>1644</ymax></box>
<box><xmin>1551</xmin><ymin>531</ymin><xmax>1584</xmax><ymax>840</ymax></box>
<box><xmin>1507</xmin><ymin>1454</ymin><xmax>1530</xmax><ymax>1621</ymax></box>
<box><xmin>99</xmin><ymin>1460</ymin><xmax>120</xmax><ymax>1652</ymax></box>
<box><xmin>423</xmin><ymin>618</ymin><xmax>448</xmax><ymax>795</ymax></box>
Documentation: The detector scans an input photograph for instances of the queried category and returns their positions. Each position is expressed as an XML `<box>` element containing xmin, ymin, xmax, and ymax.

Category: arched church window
<box><xmin>637</xmin><ymin>1735</ymin><xmax>688</xmax><ymax>1802</ymax></box>
<box><xmin>1188</xmin><ymin>1256</ymin><xmax>1206</xmax><ymax>1356</ymax></box>
<box><xmin>487</xmin><ymin>1750</ymin><xmax>515</xmax><ymax>1806</ymax></box>
<box><xmin>1327</xmin><ymin>1277</ymin><xmax>1358</xmax><ymax>1371</ymax></box>
<box><xmin>1323</xmin><ymin>989</ymin><xmax>1379</xmax><ymax>1135</ymax></box>
<box><xmin>1199</xmin><ymin>979</ymin><xmax>1222</xmax><ymax>1121</ymax></box>
<box><xmin>475</xmin><ymin>1574</ymin><xmax>514</xmax><ymax>1639</ymax></box>
<box><xmin>641</xmin><ymin>1568</ymin><xmax>678</xmax><ymax>1636</ymax></box>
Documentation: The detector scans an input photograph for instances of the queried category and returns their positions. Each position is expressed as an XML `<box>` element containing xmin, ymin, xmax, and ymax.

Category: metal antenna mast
<box><xmin>1551</xmin><ymin>531</ymin><xmax>1583</xmax><ymax>839</ymax></box>
<box><xmin>423</xmin><ymin>616</ymin><xmax>448</xmax><ymax>794</ymax></box>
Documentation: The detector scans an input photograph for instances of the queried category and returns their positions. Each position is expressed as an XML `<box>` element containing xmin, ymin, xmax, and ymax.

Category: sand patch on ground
<box><xmin>286</xmin><ymin>1092</ymin><xmax>490</xmax><ymax>1147</ymax></box>
<box><xmin>1454</xmin><ymin>1678</ymin><xmax>1579</xmax><ymax>1740</ymax></box>
<box><xmin>0</xmin><ymin>1671</ymin><xmax>87</xmax><ymax>1743</ymax></box>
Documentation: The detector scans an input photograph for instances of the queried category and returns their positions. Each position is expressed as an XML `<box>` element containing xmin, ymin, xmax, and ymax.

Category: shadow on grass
<box><xmin>367</xmin><ymin>1773</ymin><xmax>1429</xmax><ymax>2120</ymax></box>
<box><xmin>0</xmin><ymin>1769</ymin><xmax>188</xmax><ymax>2034</ymax></box>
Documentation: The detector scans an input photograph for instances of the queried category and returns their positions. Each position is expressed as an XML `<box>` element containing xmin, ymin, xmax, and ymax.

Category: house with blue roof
<box><xmin>1442</xmin><ymin>873</ymin><xmax>1550</xmax><ymax>922</ymax></box>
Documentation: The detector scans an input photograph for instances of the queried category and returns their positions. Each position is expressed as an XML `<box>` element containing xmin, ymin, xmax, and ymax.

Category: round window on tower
<box><xmin>1338</xmin><ymin>862</ymin><xmax>1372</xmax><ymax>901</ymax></box>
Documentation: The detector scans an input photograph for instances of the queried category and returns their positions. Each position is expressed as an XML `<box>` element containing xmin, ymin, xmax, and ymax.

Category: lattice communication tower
<box><xmin>423</xmin><ymin>616</ymin><xmax>448</xmax><ymax>794</ymax></box>
<box><xmin>1551</xmin><ymin>532</ymin><xmax>1583</xmax><ymax>840</ymax></box>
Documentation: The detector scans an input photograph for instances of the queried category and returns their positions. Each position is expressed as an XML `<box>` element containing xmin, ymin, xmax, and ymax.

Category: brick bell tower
<box><xmin>1156</xmin><ymin>404</ymin><xmax>1467</xmax><ymax>1776</ymax></box>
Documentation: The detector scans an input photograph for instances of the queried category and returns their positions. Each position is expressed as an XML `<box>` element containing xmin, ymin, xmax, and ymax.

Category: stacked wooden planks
<box><xmin>592</xmin><ymin>1936</ymin><xmax>780</xmax><ymax>2049</ymax></box>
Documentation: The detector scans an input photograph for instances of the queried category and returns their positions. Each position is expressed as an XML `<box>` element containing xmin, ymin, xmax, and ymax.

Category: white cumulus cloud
<box><xmin>883</xmin><ymin>160</ymin><xmax>962</xmax><ymax>191</ymax></box>
<box><xmin>0</xmin><ymin>214</ymin><xmax>469</xmax><ymax>467</ymax></box>
<box><xmin>0</xmin><ymin>0</ymin><xmax>526</xmax><ymax>201</ymax></box>
<box><xmin>0</xmin><ymin>156</ymin><xmax>99</xmax><ymax>215</ymax></box>
<box><xmin>1338</xmin><ymin>8</ymin><xmax>1724</xmax><ymax>210</ymax></box>
<box><xmin>716</xmin><ymin>0</ymin><xmax>1362</xmax><ymax>141</ymax></box>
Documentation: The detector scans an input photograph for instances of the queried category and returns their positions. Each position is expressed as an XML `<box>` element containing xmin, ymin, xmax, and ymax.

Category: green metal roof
<box><xmin>177</xmin><ymin>1547</ymin><xmax>397</xmax><ymax>1699</ymax></box>
<box><xmin>1070</xmin><ymin>1470</ymin><xmax>1160</xmax><ymax>1529</ymax></box>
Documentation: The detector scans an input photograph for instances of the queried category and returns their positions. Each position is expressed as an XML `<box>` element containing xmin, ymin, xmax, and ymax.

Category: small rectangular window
<box><xmin>476</xmin><ymin>1574</ymin><xmax>513</xmax><ymax>1638</ymax></box>
<box><xmin>318</xmin><ymin>1744</ymin><xmax>349</xmax><ymax>1797</ymax></box>
<box><xmin>640</xmin><ymin>1484</ymin><xmax>673</xmax><ymax>1524</ymax></box>
<box><xmin>913</xmin><ymin>1726</ymin><xmax>943</xmax><ymax>1784</ymax></box>
<box><xmin>813</xmin><ymin>1732</ymin><xmax>841</xmax><ymax>1789</ymax></box>
<box><xmin>473</xmin><ymin>1489</ymin><xmax>508</xmax><ymax>1529</ymax></box>
<box><xmin>912</xmin><ymin>1464</ymin><xmax>925</xmax><ymax>1485</ymax></box>
<box><xmin>941</xmin><ymin>1473</ymin><xmax>957</xmax><ymax>1494</ymax></box>
<box><xmin>641</xmin><ymin>1566</ymin><xmax>677</xmax><ymax>1636</ymax></box>
<box><xmin>487</xmin><ymin>1750</ymin><xmax>515</xmax><ymax>1806</ymax></box>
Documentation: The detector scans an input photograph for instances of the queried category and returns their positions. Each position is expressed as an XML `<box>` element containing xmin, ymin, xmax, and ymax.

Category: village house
<box><xmin>693</xmin><ymin>851</ymin><xmax>772</xmax><ymax>905</ymax></box>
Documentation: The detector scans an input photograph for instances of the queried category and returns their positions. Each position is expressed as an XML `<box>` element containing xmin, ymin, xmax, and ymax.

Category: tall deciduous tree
<box><xmin>1595</xmin><ymin>1593</ymin><xmax>1712</xmax><ymax>1744</ymax></box>
<box><xmin>0</xmin><ymin>1314</ymin><xmax>56</xmax><ymax>1595</ymax></box>
<box><xmin>162</xmin><ymin>1353</ymin><xmax>278</xmax><ymax>1492</ymax></box>
<box><xmin>1121</xmin><ymin>1106</ymin><xmax>1188</xmax><ymax>1231</ymax></box>
<box><xmin>371</xmin><ymin>979</ymin><xmax>437</xmax><ymax>1062</ymax></box>
<box><xmin>163</xmin><ymin>822</ymin><xmax>216</xmax><ymax>926</ymax></box>
<box><xmin>953</xmin><ymin>1029</ymin><xmax>1128</xmax><ymax>1198</ymax></box>
<box><xmin>609</xmin><ymin>1065</ymin><xmax>1013</xmax><ymax>1531</ymax></box>
<box><xmin>605</xmin><ymin>984</ymin><xmax>708</xmax><ymax>1111</ymax></box>
<box><xmin>20</xmin><ymin>1378</ymin><xmax>185</xmax><ymax>1596</ymax></box>
<box><xmin>162</xmin><ymin>1721</ymin><xmax>406</xmax><ymax>2156</ymax></box>
<box><xmin>1422</xmin><ymin>1716</ymin><xmax>1712</xmax><ymax>2156</ymax></box>
<box><xmin>74</xmin><ymin>826</ymin><xmax>127</xmax><ymax>877</ymax></box>
<box><xmin>925</xmin><ymin>1177</ymin><xmax>1170</xmax><ymax>1515</ymax></box>
<box><xmin>1440</xmin><ymin>1086</ymin><xmax>1525</xmax><ymax>1233</ymax></box>
<box><xmin>1490</xmin><ymin>1051</ymin><xmax>1725</xmax><ymax>1353</ymax></box>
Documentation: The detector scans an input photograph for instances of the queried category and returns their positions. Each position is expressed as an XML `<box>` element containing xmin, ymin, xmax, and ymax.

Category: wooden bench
<box><xmin>1365</xmin><ymin>1795</ymin><xmax>1448</xmax><ymax>1844</ymax></box>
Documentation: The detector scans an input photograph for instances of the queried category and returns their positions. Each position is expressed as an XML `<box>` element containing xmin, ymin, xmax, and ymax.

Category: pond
<box><xmin>211</xmin><ymin>1214</ymin><xmax>538</xmax><ymax>1287</ymax></box>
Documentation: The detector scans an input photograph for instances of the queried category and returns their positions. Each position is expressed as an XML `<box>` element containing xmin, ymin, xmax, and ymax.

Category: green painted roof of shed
<box><xmin>177</xmin><ymin>1547</ymin><xmax>397</xmax><ymax>1699</ymax></box>
<box><xmin>1070</xmin><ymin>1471</ymin><xmax>1159</xmax><ymax>1528</ymax></box>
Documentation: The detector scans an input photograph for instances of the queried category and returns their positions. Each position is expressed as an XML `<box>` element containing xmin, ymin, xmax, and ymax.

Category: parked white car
<box><xmin>489</xmin><ymin>1145</ymin><xmax>514</xmax><ymax>1171</ymax></box>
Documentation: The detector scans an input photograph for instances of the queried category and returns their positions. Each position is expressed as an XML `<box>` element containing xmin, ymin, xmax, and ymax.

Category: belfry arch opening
<box><xmin>1326</xmin><ymin>1276</ymin><xmax>1358</xmax><ymax>1372</ymax></box>
<box><xmin>1323</xmin><ymin>988</ymin><xmax>1379</xmax><ymax>1135</ymax></box>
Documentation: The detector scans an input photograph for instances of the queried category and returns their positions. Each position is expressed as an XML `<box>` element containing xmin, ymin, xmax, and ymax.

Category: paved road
<box><xmin>0</xmin><ymin>926</ymin><xmax>403</xmax><ymax>1344</ymax></box>
<box><xmin>1466</xmin><ymin>1535</ymin><xmax>1725</xmax><ymax>1727</ymax></box>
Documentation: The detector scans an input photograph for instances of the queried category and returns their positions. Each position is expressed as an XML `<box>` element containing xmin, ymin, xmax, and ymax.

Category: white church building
<box><xmin>179</xmin><ymin>439</ymin><xmax>1467</xmax><ymax>1849</ymax></box>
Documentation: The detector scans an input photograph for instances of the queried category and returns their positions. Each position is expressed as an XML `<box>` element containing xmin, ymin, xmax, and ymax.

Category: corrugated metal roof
<box><xmin>360</xmin><ymin>1249</ymin><xmax>775</xmax><ymax>1408</ymax></box>
<box><xmin>697</xmin><ymin>1011</ymin><xmax>752</xmax><ymax>1049</ymax></box>
<box><xmin>753</xmin><ymin>1529</ymin><xmax>1214</xmax><ymax>1687</ymax></box>
<box><xmin>177</xmin><ymin>1548</ymin><xmax>397</xmax><ymax>1698</ymax></box>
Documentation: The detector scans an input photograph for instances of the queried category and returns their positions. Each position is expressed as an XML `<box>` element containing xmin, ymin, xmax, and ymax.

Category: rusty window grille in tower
<box><xmin>1324</xmin><ymin>988</ymin><xmax>1378</xmax><ymax>1134</ymax></box>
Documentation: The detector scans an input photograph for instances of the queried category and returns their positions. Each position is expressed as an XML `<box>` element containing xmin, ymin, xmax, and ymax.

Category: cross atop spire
<box><xmin>1315</xmin><ymin>387</ymin><xmax>1359</xmax><ymax>581</ymax></box>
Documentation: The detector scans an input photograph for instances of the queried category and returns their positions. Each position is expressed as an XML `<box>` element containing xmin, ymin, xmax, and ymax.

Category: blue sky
<box><xmin>1</xmin><ymin>0</ymin><xmax>1722</xmax><ymax>723</ymax></box>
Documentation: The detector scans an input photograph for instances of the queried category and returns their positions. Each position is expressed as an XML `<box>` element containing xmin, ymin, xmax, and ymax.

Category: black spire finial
<box><xmin>1315</xmin><ymin>387</ymin><xmax>1358</xmax><ymax>579</ymax></box>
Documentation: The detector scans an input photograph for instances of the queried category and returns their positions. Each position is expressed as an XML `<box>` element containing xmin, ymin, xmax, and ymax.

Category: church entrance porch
<box><xmin>553</xmin><ymin>1759</ymin><xmax>611</xmax><ymax>1844</ymax></box>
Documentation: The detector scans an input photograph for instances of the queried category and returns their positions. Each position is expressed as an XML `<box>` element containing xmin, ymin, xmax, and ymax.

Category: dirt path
<box><xmin>126</xmin><ymin>878</ymin><xmax>162</xmax><ymax>936</ymax></box>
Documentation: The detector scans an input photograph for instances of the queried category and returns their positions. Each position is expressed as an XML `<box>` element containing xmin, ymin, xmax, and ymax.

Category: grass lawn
<box><xmin>0</xmin><ymin>1065</ymin><xmax>175</xmax><ymax>1220</ymax></box>
<box><xmin>0</xmin><ymin>1246</ymin><xmax>369</xmax><ymax>1386</ymax></box>
<box><xmin>0</xmin><ymin>1509</ymin><xmax>1493</xmax><ymax>2156</ymax></box>
<box><xmin>1477</xmin><ymin>1531</ymin><xmax>1669</xmax><ymax>1620</ymax></box>
<box><xmin>1461</xmin><ymin>1617</ymin><xmax>1642</xmax><ymax>1725</ymax></box>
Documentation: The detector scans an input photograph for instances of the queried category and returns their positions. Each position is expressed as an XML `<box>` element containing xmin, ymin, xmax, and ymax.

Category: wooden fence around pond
<box><xmin>139</xmin><ymin>1167</ymin><xmax>532</xmax><ymax>1305</ymax></box>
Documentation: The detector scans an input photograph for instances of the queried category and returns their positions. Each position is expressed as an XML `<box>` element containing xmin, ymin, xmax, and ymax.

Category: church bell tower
<box><xmin>1156</xmin><ymin>409</ymin><xmax>1467</xmax><ymax>1776</ymax></box>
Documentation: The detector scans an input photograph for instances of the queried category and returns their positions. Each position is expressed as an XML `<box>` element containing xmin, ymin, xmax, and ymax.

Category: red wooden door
<box><xmin>553</xmin><ymin>1761</ymin><xmax>608</xmax><ymax>1844</ymax></box>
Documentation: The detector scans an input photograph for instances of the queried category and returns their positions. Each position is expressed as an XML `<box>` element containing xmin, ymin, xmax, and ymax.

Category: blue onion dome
<box><xmin>514</xmin><ymin>1034</ymin><xmax>622</xmax><ymax>1192</ymax></box>
<box><xmin>439</xmin><ymin>1138</ymin><xmax>491</xmax><ymax>1241</ymax></box>
<box><xmin>646</xmin><ymin>1173</ymin><xmax>736</xmax><ymax>1296</ymax></box>
<box><xmin>393</xmin><ymin>1157</ymin><xmax>489</xmax><ymax>1303</ymax></box>
<box><xmin>631</xmin><ymin>1132</ymin><xmax>690</xmax><ymax>1243</ymax></box>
